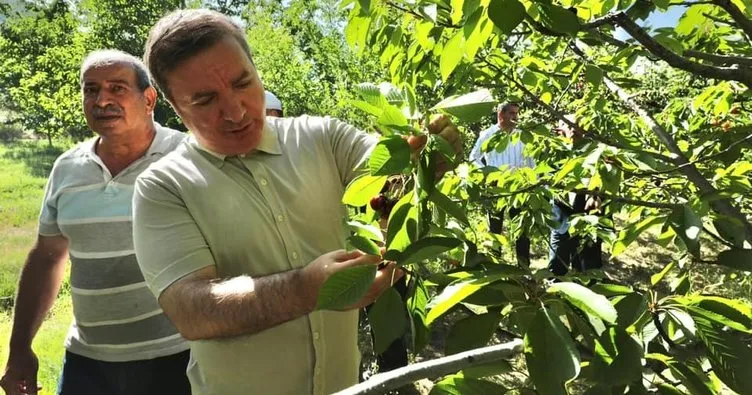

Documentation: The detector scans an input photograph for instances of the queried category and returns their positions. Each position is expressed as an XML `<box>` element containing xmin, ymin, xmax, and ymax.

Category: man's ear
<box><xmin>144</xmin><ymin>86</ymin><xmax>158</xmax><ymax>114</ymax></box>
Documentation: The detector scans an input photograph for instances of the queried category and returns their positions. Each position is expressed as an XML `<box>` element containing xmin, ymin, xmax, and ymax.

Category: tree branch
<box><xmin>581</xmin><ymin>12</ymin><xmax>622</xmax><ymax>29</ymax></box>
<box><xmin>713</xmin><ymin>0</ymin><xmax>752</xmax><ymax>41</ymax></box>
<box><xmin>673</xmin><ymin>1</ymin><xmax>717</xmax><ymax>6</ymax></box>
<box><xmin>384</xmin><ymin>1</ymin><xmax>460</xmax><ymax>28</ymax></box>
<box><xmin>334</xmin><ymin>340</ymin><xmax>524</xmax><ymax>395</ymax></box>
<box><xmin>494</xmin><ymin>74</ymin><xmax>675</xmax><ymax>164</ymax></box>
<box><xmin>685</xmin><ymin>49</ymin><xmax>752</xmax><ymax>66</ymax></box>
<box><xmin>611</xmin><ymin>12</ymin><xmax>752</xmax><ymax>88</ymax></box>
<box><xmin>569</xmin><ymin>43</ymin><xmax>752</xmax><ymax>240</ymax></box>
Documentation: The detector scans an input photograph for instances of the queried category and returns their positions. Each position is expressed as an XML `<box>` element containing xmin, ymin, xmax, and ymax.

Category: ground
<box><xmin>0</xmin><ymin>139</ymin><xmax>748</xmax><ymax>394</ymax></box>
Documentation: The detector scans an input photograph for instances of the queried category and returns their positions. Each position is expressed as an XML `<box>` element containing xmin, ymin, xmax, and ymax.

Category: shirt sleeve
<box><xmin>133</xmin><ymin>173</ymin><xmax>216</xmax><ymax>298</ymax></box>
<box><xmin>38</xmin><ymin>162</ymin><xmax>62</xmax><ymax>236</ymax></box>
<box><xmin>469</xmin><ymin>129</ymin><xmax>489</xmax><ymax>167</ymax></box>
<box><xmin>321</xmin><ymin>116</ymin><xmax>379</xmax><ymax>186</ymax></box>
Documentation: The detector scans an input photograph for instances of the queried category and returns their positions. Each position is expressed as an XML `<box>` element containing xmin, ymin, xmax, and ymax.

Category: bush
<box><xmin>0</xmin><ymin>124</ymin><xmax>23</xmax><ymax>143</ymax></box>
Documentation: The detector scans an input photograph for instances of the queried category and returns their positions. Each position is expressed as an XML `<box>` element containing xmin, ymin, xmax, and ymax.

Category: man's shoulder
<box><xmin>155</xmin><ymin>124</ymin><xmax>188</xmax><ymax>152</ymax></box>
<box><xmin>138</xmin><ymin>142</ymin><xmax>195</xmax><ymax>184</ymax></box>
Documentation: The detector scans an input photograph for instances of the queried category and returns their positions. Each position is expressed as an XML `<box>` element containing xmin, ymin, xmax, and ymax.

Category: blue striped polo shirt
<box><xmin>38</xmin><ymin>124</ymin><xmax>189</xmax><ymax>362</ymax></box>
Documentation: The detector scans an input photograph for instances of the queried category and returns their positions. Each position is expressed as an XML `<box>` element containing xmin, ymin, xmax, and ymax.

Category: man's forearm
<box><xmin>9</xmin><ymin>248</ymin><xmax>67</xmax><ymax>350</ymax></box>
<box><xmin>164</xmin><ymin>267</ymin><xmax>315</xmax><ymax>340</ymax></box>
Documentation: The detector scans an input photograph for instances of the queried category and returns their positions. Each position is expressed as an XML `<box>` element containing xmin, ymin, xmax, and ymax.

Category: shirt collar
<box><xmin>190</xmin><ymin>121</ymin><xmax>282</xmax><ymax>162</ymax></box>
<box><xmin>84</xmin><ymin>122</ymin><xmax>171</xmax><ymax>158</ymax></box>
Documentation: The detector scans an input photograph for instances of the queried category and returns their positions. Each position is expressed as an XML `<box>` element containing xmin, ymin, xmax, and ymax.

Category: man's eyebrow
<box><xmin>232</xmin><ymin>71</ymin><xmax>251</xmax><ymax>84</ymax></box>
<box><xmin>83</xmin><ymin>79</ymin><xmax>130</xmax><ymax>86</ymax></box>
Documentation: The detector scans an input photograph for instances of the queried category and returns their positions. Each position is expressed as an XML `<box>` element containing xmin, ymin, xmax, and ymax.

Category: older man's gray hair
<box><xmin>79</xmin><ymin>50</ymin><xmax>152</xmax><ymax>91</ymax></box>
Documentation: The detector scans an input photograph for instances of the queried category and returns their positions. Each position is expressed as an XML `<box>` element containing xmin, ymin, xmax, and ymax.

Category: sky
<box><xmin>615</xmin><ymin>6</ymin><xmax>686</xmax><ymax>40</ymax></box>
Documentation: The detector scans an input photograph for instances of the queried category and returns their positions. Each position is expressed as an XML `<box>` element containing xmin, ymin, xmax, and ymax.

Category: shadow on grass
<box><xmin>2</xmin><ymin>140</ymin><xmax>65</xmax><ymax>178</ymax></box>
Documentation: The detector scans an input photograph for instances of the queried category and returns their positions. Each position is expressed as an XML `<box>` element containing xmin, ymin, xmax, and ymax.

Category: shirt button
<box><xmin>292</xmin><ymin>252</ymin><xmax>298</xmax><ymax>259</ymax></box>
<box><xmin>259</xmin><ymin>178</ymin><xmax>268</xmax><ymax>186</ymax></box>
<box><xmin>313</xmin><ymin>332</ymin><xmax>320</xmax><ymax>340</ymax></box>
<box><xmin>276</xmin><ymin>214</ymin><xmax>284</xmax><ymax>222</ymax></box>
<box><xmin>315</xmin><ymin>368</ymin><xmax>321</xmax><ymax>375</ymax></box>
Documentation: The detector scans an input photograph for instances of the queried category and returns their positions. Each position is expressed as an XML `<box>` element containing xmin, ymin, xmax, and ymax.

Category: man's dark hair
<box><xmin>144</xmin><ymin>9</ymin><xmax>253</xmax><ymax>99</ymax></box>
<box><xmin>80</xmin><ymin>50</ymin><xmax>151</xmax><ymax>91</ymax></box>
<box><xmin>498</xmin><ymin>102</ymin><xmax>520</xmax><ymax>113</ymax></box>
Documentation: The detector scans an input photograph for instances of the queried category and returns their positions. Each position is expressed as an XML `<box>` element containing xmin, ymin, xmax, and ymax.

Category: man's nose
<box><xmin>220</xmin><ymin>95</ymin><xmax>246</xmax><ymax>124</ymax></box>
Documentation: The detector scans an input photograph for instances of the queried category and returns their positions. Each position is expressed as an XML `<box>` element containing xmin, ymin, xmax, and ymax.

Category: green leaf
<box><xmin>316</xmin><ymin>264</ymin><xmax>377</xmax><ymax>310</ymax></box>
<box><xmin>694</xmin><ymin>316</ymin><xmax>752</xmax><ymax>394</ymax></box>
<box><xmin>407</xmin><ymin>276</ymin><xmax>431</xmax><ymax>352</ymax></box>
<box><xmin>591</xmin><ymin>327</ymin><xmax>643</xmax><ymax>386</ymax></box>
<box><xmin>651</xmin><ymin>261</ymin><xmax>675</xmax><ymax>286</ymax></box>
<box><xmin>613</xmin><ymin>216</ymin><xmax>665</xmax><ymax>256</ymax></box>
<box><xmin>430</xmin><ymin>376</ymin><xmax>508</xmax><ymax>395</ymax></box>
<box><xmin>354</xmin><ymin>82</ymin><xmax>387</xmax><ymax>107</ymax></box>
<box><xmin>398</xmin><ymin>236</ymin><xmax>462</xmax><ymax>266</ymax></box>
<box><xmin>668</xmin><ymin>361</ymin><xmax>717</xmax><ymax>395</ymax></box>
<box><xmin>377</xmin><ymin>105</ymin><xmax>408</xmax><ymax>127</ymax></box>
<box><xmin>524</xmin><ymin>306</ymin><xmax>581</xmax><ymax>394</ymax></box>
<box><xmin>548</xmin><ymin>282</ymin><xmax>618</xmax><ymax>324</ymax></box>
<box><xmin>347</xmin><ymin>221</ymin><xmax>384</xmax><ymax>243</ymax></box>
<box><xmin>679</xmin><ymin>295</ymin><xmax>752</xmax><ymax>332</ymax></box>
<box><xmin>431</xmin><ymin>89</ymin><xmax>495</xmax><ymax>123</ymax></box>
<box><xmin>440</xmin><ymin>31</ymin><xmax>465</xmax><ymax>80</ymax></box>
<box><xmin>368</xmin><ymin>137</ymin><xmax>411</xmax><ymax>176</ymax></box>
<box><xmin>488</xmin><ymin>0</ymin><xmax>526</xmax><ymax>35</ymax></box>
<box><xmin>430</xmin><ymin>190</ymin><xmax>469</xmax><ymax>226</ymax></box>
<box><xmin>716</xmin><ymin>248</ymin><xmax>752</xmax><ymax>272</ymax></box>
<box><xmin>668</xmin><ymin>206</ymin><xmax>703</xmax><ymax>258</ymax></box>
<box><xmin>584</xmin><ymin>65</ymin><xmax>604</xmax><ymax>88</ymax></box>
<box><xmin>386</xmin><ymin>192</ymin><xmax>418</xmax><ymax>251</ymax></box>
<box><xmin>552</xmin><ymin>157</ymin><xmax>583</xmax><ymax>186</ymax></box>
<box><xmin>347</xmin><ymin>235</ymin><xmax>381</xmax><ymax>256</ymax></box>
<box><xmin>538</xmin><ymin>3</ymin><xmax>580</xmax><ymax>35</ymax></box>
<box><xmin>426</xmin><ymin>274</ymin><xmax>504</xmax><ymax>324</ymax></box>
<box><xmin>460</xmin><ymin>360</ymin><xmax>513</xmax><ymax>378</ymax></box>
<box><xmin>445</xmin><ymin>311</ymin><xmax>501</xmax><ymax>355</ymax></box>
<box><xmin>343</xmin><ymin>174</ymin><xmax>387</xmax><ymax>207</ymax></box>
<box><xmin>614</xmin><ymin>293</ymin><xmax>649</xmax><ymax>328</ymax></box>
<box><xmin>368</xmin><ymin>287</ymin><xmax>408</xmax><ymax>354</ymax></box>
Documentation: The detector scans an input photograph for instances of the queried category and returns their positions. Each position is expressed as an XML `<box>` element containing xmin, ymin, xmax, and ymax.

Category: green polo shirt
<box><xmin>133</xmin><ymin>116</ymin><xmax>376</xmax><ymax>395</ymax></box>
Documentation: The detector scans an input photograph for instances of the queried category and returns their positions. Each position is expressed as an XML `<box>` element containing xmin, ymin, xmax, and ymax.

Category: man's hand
<box><xmin>302</xmin><ymin>250</ymin><xmax>404</xmax><ymax>311</ymax></box>
<box><xmin>585</xmin><ymin>195</ymin><xmax>602</xmax><ymax>212</ymax></box>
<box><xmin>1</xmin><ymin>349</ymin><xmax>40</xmax><ymax>395</ymax></box>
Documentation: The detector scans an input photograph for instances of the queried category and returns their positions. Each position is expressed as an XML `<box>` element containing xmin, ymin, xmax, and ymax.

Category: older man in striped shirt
<box><xmin>1</xmin><ymin>50</ymin><xmax>189</xmax><ymax>395</ymax></box>
<box><xmin>469</xmin><ymin>102</ymin><xmax>535</xmax><ymax>267</ymax></box>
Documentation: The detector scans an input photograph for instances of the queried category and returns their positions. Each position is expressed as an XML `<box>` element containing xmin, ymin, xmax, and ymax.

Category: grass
<box><xmin>0</xmin><ymin>140</ymin><xmax>71</xmax><ymax>393</ymax></box>
<box><xmin>0</xmin><ymin>141</ymin><xmax>67</xmax><ymax>301</ymax></box>
<box><xmin>0</xmin><ymin>298</ymin><xmax>71</xmax><ymax>394</ymax></box>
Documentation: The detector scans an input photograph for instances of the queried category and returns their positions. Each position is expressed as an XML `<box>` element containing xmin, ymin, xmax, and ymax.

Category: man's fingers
<box><xmin>427</xmin><ymin>114</ymin><xmax>450</xmax><ymax>134</ymax></box>
<box><xmin>344</xmin><ymin>253</ymin><xmax>382</xmax><ymax>267</ymax></box>
<box><xmin>329</xmin><ymin>249</ymin><xmax>362</xmax><ymax>262</ymax></box>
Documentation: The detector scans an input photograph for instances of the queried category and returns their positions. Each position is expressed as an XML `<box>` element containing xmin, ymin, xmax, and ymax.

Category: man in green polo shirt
<box><xmin>133</xmin><ymin>9</ymin><xmax>461</xmax><ymax>395</ymax></box>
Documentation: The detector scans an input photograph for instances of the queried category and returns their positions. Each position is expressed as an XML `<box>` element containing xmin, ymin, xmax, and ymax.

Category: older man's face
<box><xmin>82</xmin><ymin>63</ymin><xmax>156</xmax><ymax>137</ymax></box>
<box><xmin>165</xmin><ymin>37</ymin><xmax>266</xmax><ymax>156</ymax></box>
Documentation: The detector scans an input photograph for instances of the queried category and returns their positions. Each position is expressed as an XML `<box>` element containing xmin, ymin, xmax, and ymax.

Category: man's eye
<box><xmin>236</xmin><ymin>81</ymin><xmax>251</xmax><ymax>89</ymax></box>
<box><xmin>112</xmin><ymin>86</ymin><xmax>126</xmax><ymax>93</ymax></box>
<box><xmin>83</xmin><ymin>87</ymin><xmax>97</xmax><ymax>95</ymax></box>
<box><xmin>195</xmin><ymin>98</ymin><xmax>213</xmax><ymax>106</ymax></box>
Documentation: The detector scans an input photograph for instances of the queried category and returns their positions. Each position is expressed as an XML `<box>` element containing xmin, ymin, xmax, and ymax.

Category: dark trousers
<box><xmin>57</xmin><ymin>350</ymin><xmax>191</xmax><ymax>395</ymax></box>
<box><xmin>488</xmin><ymin>207</ymin><xmax>531</xmax><ymax>267</ymax></box>
<box><xmin>366</xmin><ymin>276</ymin><xmax>409</xmax><ymax>372</ymax></box>
<box><xmin>549</xmin><ymin>195</ymin><xmax>603</xmax><ymax>276</ymax></box>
